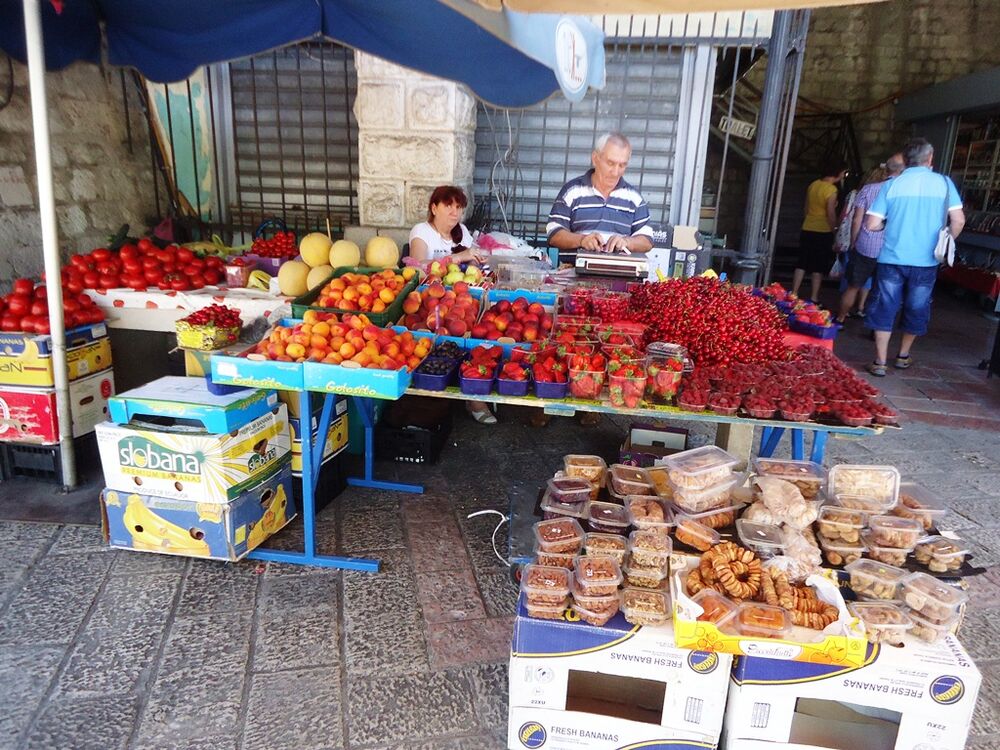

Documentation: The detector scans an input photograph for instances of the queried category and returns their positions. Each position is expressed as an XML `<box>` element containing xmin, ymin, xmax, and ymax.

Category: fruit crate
<box><xmin>291</xmin><ymin>266</ymin><xmax>420</xmax><ymax>327</ymax></box>
<box><xmin>375</xmin><ymin>412</ymin><xmax>452</xmax><ymax>464</ymax></box>
<box><xmin>0</xmin><ymin>433</ymin><xmax>99</xmax><ymax>486</ymax></box>
<box><xmin>176</xmin><ymin>323</ymin><xmax>241</xmax><ymax>351</ymax></box>
<box><xmin>788</xmin><ymin>317</ymin><xmax>839</xmax><ymax>340</ymax></box>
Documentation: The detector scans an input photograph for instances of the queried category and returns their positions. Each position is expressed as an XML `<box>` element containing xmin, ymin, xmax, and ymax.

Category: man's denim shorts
<box><xmin>864</xmin><ymin>263</ymin><xmax>938</xmax><ymax>336</ymax></box>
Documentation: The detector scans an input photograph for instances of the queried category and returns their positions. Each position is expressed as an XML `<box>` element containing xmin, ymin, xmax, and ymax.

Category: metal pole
<box><xmin>22</xmin><ymin>0</ymin><xmax>76</xmax><ymax>488</ymax></box>
<box><xmin>734</xmin><ymin>10</ymin><xmax>796</xmax><ymax>285</ymax></box>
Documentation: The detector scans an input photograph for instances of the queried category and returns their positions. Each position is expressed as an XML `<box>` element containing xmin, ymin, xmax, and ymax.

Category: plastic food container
<box><xmin>893</xmin><ymin>482</ymin><xmax>948</xmax><ymax>531</ymax></box>
<box><xmin>693</xmin><ymin>589</ymin><xmax>738</xmax><ymax>625</ymax></box>
<box><xmin>608</xmin><ymin>464</ymin><xmax>654</xmax><ymax>496</ymax></box>
<box><xmin>525</xmin><ymin>598</ymin><xmax>569</xmax><ymax>620</ymax></box>
<box><xmin>861</xmin><ymin>531</ymin><xmax>912</xmax><ymax>566</ymax></box>
<box><xmin>564</xmin><ymin>454</ymin><xmax>607</xmax><ymax>484</ymax></box>
<box><xmin>900</xmin><ymin>572</ymin><xmax>968</xmax><ymax>622</ymax></box>
<box><xmin>540</xmin><ymin>490</ymin><xmax>589</xmax><ymax>521</ymax></box>
<box><xmin>671</xmin><ymin>477</ymin><xmax>738</xmax><ymax>514</ymax></box>
<box><xmin>645</xmin><ymin>466</ymin><xmax>673</xmax><ymax>499</ymax></box>
<box><xmin>532</xmin><ymin>542</ymin><xmax>576</xmax><ymax>569</ymax></box>
<box><xmin>834</xmin><ymin>493</ymin><xmax>896</xmax><ymax>515</ymax></box>
<box><xmin>867</xmin><ymin>514</ymin><xmax>924</xmax><ymax>549</ymax></box>
<box><xmin>730</xmin><ymin>603</ymin><xmax>793</xmax><ymax>639</ymax></box>
<box><xmin>828</xmin><ymin>464</ymin><xmax>901</xmax><ymax>507</ymax></box>
<box><xmin>411</xmin><ymin>357</ymin><xmax>458</xmax><ymax>391</ymax></box>
<box><xmin>571</xmin><ymin>577</ymin><xmax>621</xmax><ymax>610</ymax></box>
<box><xmin>736</xmin><ymin>519</ymin><xmax>784</xmax><ymax>558</ymax></box>
<box><xmin>848</xmin><ymin>602</ymin><xmax>913</xmax><ymax>645</ymax></box>
<box><xmin>534</xmin><ymin>377</ymin><xmax>569</xmax><ymax>400</ymax></box>
<box><xmin>628</xmin><ymin>529</ymin><xmax>672</xmax><ymax>568</ymax></box>
<box><xmin>623</xmin><ymin>558</ymin><xmax>670</xmax><ymax>589</ymax></box>
<box><xmin>571</xmin><ymin>599</ymin><xmax>620</xmax><ymax>626</ymax></box>
<box><xmin>816</xmin><ymin>506</ymin><xmax>865</xmax><ymax>543</ymax></box>
<box><xmin>568</xmin><ymin>367</ymin><xmax>606</xmax><ymax>400</ymax></box>
<box><xmin>459</xmin><ymin>366</ymin><xmax>497</xmax><ymax>396</ymax></box>
<box><xmin>780</xmin><ymin>405</ymin><xmax>813</xmax><ymax>422</ymax></box>
<box><xmin>586</xmin><ymin>501</ymin><xmax>630</xmax><ymax>535</ymax></box>
<box><xmin>674</xmin><ymin>518</ymin><xmax>721</xmax><ymax>551</ymax></box>
<box><xmin>583</xmin><ymin>533</ymin><xmax>627</xmax><ymax>565</ymax></box>
<box><xmin>907</xmin><ymin>607</ymin><xmax>961</xmax><ymax>643</ymax></box>
<box><xmin>497</xmin><ymin>364</ymin><xmax>530</xmax><ymax>396</ymax></box>
<box><xmin>914</xmin><ymin>536</ymin><xmax>969</xmax><ymax>573</ymax></box>
<box><xmin>574</xmin><ymin>556</ymin><xmax>623</xmax><ymax>596</ymax></box>
<box><xmin>663</xmin><ymin>446</ymin><xmax>739</xmax><ymax>490</ymax></box>
<box><xmin>677</xmin><ymin>391</ymin><xmax>709</xmax><ymax>412</ymax></box>
<box><xmin>752</xmin><ymin>458</ymin><xmax>827</xmax><ymax>499</ymax></box>
<box><xmin>817</xmin><ymin>534</ymin><xmax>865</xmax><ymax>567</ymax></box>
<box><xmin>533</xmin><ymin>518</ymin><xmax>585</xmax><ymax>554</ymax></box>
<box><xmin>547</xmin><ymin>477</ymin><xmax>591</xmax><ymax>505</ymax></box>
<box><xmin>521</xmin><ymin>564</ymin><xmax>571</xmax><ymax>605</ymax></box>
<box><xmin>608</xmin><ymin>371</ymin><xmax>647</xmax><ymax>409</ymax></box>
<box><xmin>675</xmin><ymin>503</ymin><xmax>745</xmax><ymax>531</ymax></box>
<box><xmin>845</xmin><ymin>559</ymin><xmax>908</xmax><ymax>600</ymax></box>
<box><xmin>625</xmin><ymin>496</ymin><xmax>674</xmax><ymax>532</ymax></box>
<box><xmin>622</xmin><ymin>588</ymin><xmax>671</xmax><ymax>626</ymax></box>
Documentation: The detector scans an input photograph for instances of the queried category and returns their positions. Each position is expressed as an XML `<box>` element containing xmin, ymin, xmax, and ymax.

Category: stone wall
<box><xmin>353</xmin><ymin>52</ymin><xmax>477</xmax><ymax>233</ymax></box>
<box><xmin>0</xmin><ymin>62</ymin><xmax>156</xmax><ymax>290</ymax></box>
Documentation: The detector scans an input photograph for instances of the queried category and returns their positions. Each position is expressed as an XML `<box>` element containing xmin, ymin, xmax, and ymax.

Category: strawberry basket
<box><xmin>175</xmin><ymin>305</ymin><xmax>242</xmax><ymax>350</ymax></box>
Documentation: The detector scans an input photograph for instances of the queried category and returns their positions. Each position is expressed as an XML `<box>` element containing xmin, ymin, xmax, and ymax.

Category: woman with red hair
<box><xmin>408</xmin><ymin>186</ymin><xmax>486</xmax><ymax>264</ymax></box>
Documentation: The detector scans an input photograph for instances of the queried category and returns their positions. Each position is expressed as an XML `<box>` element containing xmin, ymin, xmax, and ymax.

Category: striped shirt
<box><xmin>853</xmin><ymin>180</ymin><xmax>888</xmax><ymax>258</ymax></box>
<box><xmin>546</xmin><ymin>169</ymin><xmax>653</xmax><ymax>242</ymax></box>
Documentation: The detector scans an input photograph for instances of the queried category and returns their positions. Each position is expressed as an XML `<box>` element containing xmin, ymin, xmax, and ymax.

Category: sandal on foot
<box><xmin>894</xmin><ymin>355</ymin><xmax>912</xmax><ymax>370</ymax></box>
<box><xmin>867</xmin><ymin>361</ymin><xmax>887</xmax><ymax>377</ymax></box>
<box><xmin>468</xmin><ymin>406</ymin><xmax>497</xmax><ymax>425</ymax></box>
<box><xmin>849</xmin><ymin>310</ymin><xmax>865</xmax><ymax>319</ymax></box>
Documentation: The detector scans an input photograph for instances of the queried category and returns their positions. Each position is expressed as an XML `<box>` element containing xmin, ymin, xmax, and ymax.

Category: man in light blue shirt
<box><xmin>863</xmin><ymin>138</ymin><xmax>965</xmax><ymax>376</ymax></box>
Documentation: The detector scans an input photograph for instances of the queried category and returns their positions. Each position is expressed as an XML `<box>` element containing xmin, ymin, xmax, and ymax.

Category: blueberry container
<box><xmin>412</xmin><ymin>358</ymin><xmax>458</xmax><ymax>391</ymax></box>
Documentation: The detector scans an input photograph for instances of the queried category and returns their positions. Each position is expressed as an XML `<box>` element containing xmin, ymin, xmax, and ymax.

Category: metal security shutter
<box><xmin>228</xmin><ymin>43</ymin><xmax>359</xmax><ymax>235</ymax></box>
<box><xmin>474</xmin><ymin>42</ymin><xmax>683</xmax><ymax>240</ymax></box>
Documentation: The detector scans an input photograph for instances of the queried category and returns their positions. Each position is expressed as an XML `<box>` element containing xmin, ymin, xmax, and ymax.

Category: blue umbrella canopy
<box><xmin>0</xmin><ymin>0</ymin><xmax>604</xmax><ymax>106</ymax></box>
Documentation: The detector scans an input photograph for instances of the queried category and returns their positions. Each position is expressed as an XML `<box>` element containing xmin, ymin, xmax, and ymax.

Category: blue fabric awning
<box><xmin>0</xmin><ymin>0</ymin><xmax>604</xmax><ymax>107</ymax></box>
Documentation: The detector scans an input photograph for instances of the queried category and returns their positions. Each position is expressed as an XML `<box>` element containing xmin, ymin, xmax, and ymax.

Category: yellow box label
<box><xmin>0</xmin><ymin>337</ymin><xmax>112</xmax><ymax>387</ymax></box>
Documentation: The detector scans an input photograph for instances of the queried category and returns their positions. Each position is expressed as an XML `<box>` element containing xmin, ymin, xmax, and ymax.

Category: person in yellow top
<box><xmin>793</xmin><ymin>163</ymin><xmax>848</xmax><ymax>302</ymax></box>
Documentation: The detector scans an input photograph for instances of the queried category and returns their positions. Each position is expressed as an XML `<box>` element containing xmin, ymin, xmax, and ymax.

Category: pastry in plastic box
<box><xmin>866</xmin><ymin>514</ymin><xmax>924</xmax><ymax>549</ymax></box>
<box><xmin>828</xmin><ymin>464</ymin><xmax>900</xmax><ymax>507</ymax></box>
<box><xmin>861</xmin><ymin>531</ymin><xmax>911</xmax><ymax>566</ymax></box>
<box><xmin>848</xmin><ymin>602</ymin><xmax>913</xmax><ymax>645</ymax></box>
<box><xmin>574</xmin><ymin>556</ymin><xmax>623</xmax><ymax>596</ymax></box>
<box><xmin>755</xmin><ymin>476</ymin><xmax>819</xmax><ymax>529</ymax></box>
<box><xmin>525</xmin><ymin>598</ymin><xmax>569</xmax><ymax>620</ymax></box>
<box><xmin>816</xmin><ymin>506</ymin><xmax>865</xmax><ymax>543</ymax></box>
<box><xmin>645</xmin><ymin>466</ymin><xmax>673</xmax><ymax>499</ymax></box>
<box><xmin>533</xmin><ymin>518</ymin><xmax>584</xmax><ymax>554</ymax></box>
<box><xmin>587</xmin><ymin>501</ymin><xmax>630</xmax><ymax>535</ymax></box>
<box><xmin>900</xmin><ymin>572</ymin><xmax>967</xmax><ymax>622</ymax></box>
<box><xmin>540</xmin><ymin>490</ymin><xmax>589</xmax><ymax>521</ymax></box>
<box><xmin>674</xmin><ymin>518</ymin><xmax>720</xmax><ymax>551</ymax></box>
<box><xmin>834</xmin><ymin>493</ymin><xmax>894</xmax><ymax>514</ymax></box>
<box><xmin>571</xmin><ymin>577</ymin><xmax>621</xmax><ymax>625</ymax></box>
<box><xmin>664</xmin><ymin>446</ymin><xmax>739</xmax><ymax>490</ymax></box>
<box><xmin>625</xmin><ymin>496</ymin><xmax>673</xmax><ymax>532</ymax></box>
<box><xmin>907</xmin><ymin>607</ymin><xmax>960</xmax><ymax>644</ymax></box>
<box><xmin>728</xmin><ymin>602</ymin><xmax>793</xmax><ymax>639</ymax></box>
<box><xmin>692</xmin><ymin>589</ymin><xmax>738</xmax><ymax>624</ymax></box>
<box><xmin>892</xmin><ymin>482</ymin><xmax>948</xmax><ymax>531</ymax></box>
<box><xmin>584</xmin><ymin>533</ymin><xmax>627</xmax><ymax>565</ymax></box>
<box><xmin>623</xmin><ymin>558</ymin><xmax>670</xmax><ymax>589</ymax></box>
<box><xmin>521</xmin><ymin>564</ymin><xmax>572</xmax><ymax>605</ymax></box>
<box><xmin>563</xmin><ymin>454</ymin><xmax>607</xmax><ymax>485</ymax></box>
<box><xmin>547</xmin><ymin>477</ymin><xmax>591</xmax><ymax>505</ymax></box>
<box><xmin>914</xmin><ymin>536</ymin><xmax>968</xmax><ymax>573</ymax></box>
<box><xmin>571</xmin><ymin>599</ymin><xmax>620</xmax><ymax>626</ymax></box>
<box><xmin>736</xmin><ymin>519</ymin><xmax>784</xmax><ymax>558</ymax></box>
<box><xmin>753</xmin><ymin>458</ymin><xmax>827</xmax><ymax>499</ymax></box>
<box><xmin>533</xmin><ymin>542</ymin><xmax>576</xmax><ymax>569</ymax></box>
<box><xmin>608</xmin><ymin>464</ymin><xmax>654</xmax><ymax>496</ymax></box>
<box><xmin>622</xmin><ymin>587</ymin><xmax>670</xmax><ymax>626</ymax></box>
<box><xmin>677</xmin><ymin>502</ymin><xmax>744</xmax><ymax>531</ymax></box>
<box><xmin>845</xmin><ymin>559</ymin><xmax>908</xmax><ymax>601</ymax></box>
<box><xmin>672</xmin><ymin>477</ymin><xmax>738</xmax><ymax>514</ymax></box>
<box><xmin>628</xmin><ymin>529</ymin><xmax>672</xmax><ymax>568</ymax></box>
<box><xmin>817</xmin><ymin>533</ymin><xmax>865</xmax><ymax>566</ymax></box>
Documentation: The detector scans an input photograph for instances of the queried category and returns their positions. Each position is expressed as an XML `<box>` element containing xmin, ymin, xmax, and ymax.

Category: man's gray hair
<box><xmin>902</xmin><ymin>138</ymin><xmax>933</xmax><ymax>168</ymax></box>
<box><xmin>594</xmin><ymin>131</ymin><xmax>631</xmax><ymax>153</ymax></box>
<box><xmin>886</xmin><ymin>153</ymin><xmax>905</xmax><ymax>175</ymax></box>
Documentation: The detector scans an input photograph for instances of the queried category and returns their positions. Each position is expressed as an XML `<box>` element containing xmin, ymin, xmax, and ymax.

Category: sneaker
<box><xmin>867</xmin><ymin>361</ymin><xmax>888</xmax><ymax>377</ymax></box>
<box><xmin>894</xmin><ymin>355</ymin><xmax>912</xmax><ymax>370</ymax></box>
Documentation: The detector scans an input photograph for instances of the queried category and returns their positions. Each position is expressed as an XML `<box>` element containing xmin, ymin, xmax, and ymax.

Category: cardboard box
<box><xmin>619</xmin><ymin>424</ymin><xmax>689</xmax><ymax>466</ymax></box>
<box><xmin>95</xmin><ymin>403</ymin><xmax>291</xmax><ymax>504</ymax></box>
<box><xmin>0</xmin><ymin>322</ymin><xmax>112</xmax><ymax>387</ymax></box>
<box><xmin>722</xmin><ymin>634</ymin><xmax>981</xmax><ymax>750</ymax></box>
<box><xmin>289</xmin><ymin>399</ymin><xmax>348</xmax><ymax>475</ymax></box>
<box><xmin>0</xmin><ymin>370</ymin><xmax>115</xmax><ymax>444</ymax></box>
<box><xmin>508</xmin><ymin>595</ymin><xmax>732</xmax><ymax>750</ymax></box>
<box><xmin>100</xmin><ymin>460</ymin><xmax>296</xmax><ymax>561</ymax></box>
<box><xmin>108</xmin><ymin>375</ymin><xmax>278</xmax><ymax>433</ymax></box>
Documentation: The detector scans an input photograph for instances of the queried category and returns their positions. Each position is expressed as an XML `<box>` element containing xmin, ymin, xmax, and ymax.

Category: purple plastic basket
<box><xmin>788</xmin><ymin>317</ymin><xmax>839</xmax><ymax>340</ymax></box>
<box><xmin>412</xmin><ymin>359</ymin><xmax>457</xmax><ymax>391</ymax></box>
<box><xmin>497</xmin><ymin>364</ymin><xmax>530</xmax><ymax>396</ymax></box>
<box><xmin>533</xmin><ymin>377</ymin><xmax>568</xmax><ymax>400</ymax></box>
<box><xmin>459</xmin><ymin>362</ymin><xmax>497</xmax><ymax>395</ymax></box>
<box><xmin>240</xmin><ymin>254</ymin><xmax>286</xmax><ymax>276</ymax></box>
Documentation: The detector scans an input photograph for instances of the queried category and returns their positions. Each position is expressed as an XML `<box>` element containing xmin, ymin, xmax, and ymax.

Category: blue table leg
<box><xmin>346</xmin><ymin>396</ymin><xmax>423</xmax><ymax>494</ymax></box>
<box><xmin>760</xmin><ymin>427</ymin><xmax>784</xmax><ymax>458</ymax></box>
<box><xmin>759</xmin><ymin>427</ymin><xmax>773</xmax><ymax>456</ymax></box>
<box><xmin>811</xmin><ymin>430</ymin><xmax>829</xmax><ymax>463</ymax></box>
<box><xmin>791</xmin><ymin>429</ymin><xmax>805</xmax><ymax>460</ymax></box>
<box><xmin>248</xmin><ymin>391</ymin><xmax>380</xmax><ymax>572</ymax></box>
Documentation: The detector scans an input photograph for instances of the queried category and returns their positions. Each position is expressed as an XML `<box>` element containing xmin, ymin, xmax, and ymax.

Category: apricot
<box><xmin>286</xmin><ymin>343</ymin><xmax>306</xmax><ymax>358</ymax></box>
<box><xmin>378</xmin><ymin>288</ymin><xmax>395</xmax><ymax>304</ymax></box>
<box><xmin>339</xmin><ymin>342</ymin><xmax>356</xmax><ymax>358</ymax></box>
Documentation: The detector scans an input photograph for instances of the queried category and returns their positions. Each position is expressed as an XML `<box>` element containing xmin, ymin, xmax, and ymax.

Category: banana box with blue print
<box><xmin>508</xmin><ymin>594</ymin><xmax>732</xmax><ymax>750</ymax></box>
<box><xmin>100</xmin><ymin>460</ymin><xmax>296</xmax><ymax>561</ymax></box>
<box><xmin>287</xmin><ymin>396</ymin><xmax>348</xmax><ymax>476</ymax></box>
<box><xmin>721</xmin><ymin>633</ymin><xmax>981</xmax><ymax>750</ymax></box>
<box><xmin>0</xmin><ymin>322</ymin><xmax>112</xmax><ymax>387</ymax></box>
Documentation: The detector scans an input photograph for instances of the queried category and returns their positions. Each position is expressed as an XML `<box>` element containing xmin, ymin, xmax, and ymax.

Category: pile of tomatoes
<box><xmin>0</xmin><ymin>278</ymin><xmax>105</xmax><ymax>334</ymax></box>
<box><xmin>250</xmin><ymin>230</ymin><xmax>298</xmax><ymax>258</ymax></box>
<box><xmin>63</xmin><ymin>239</ymin><xmax>226</xmax><ymax>293</ymax></box>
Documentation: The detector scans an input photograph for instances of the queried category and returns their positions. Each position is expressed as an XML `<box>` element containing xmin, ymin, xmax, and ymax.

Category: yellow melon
<box><xmin>365</xmin><ymin>236</ymin><xmax>400</xmax><ymax>268</ymax></box>
<box><xmin>329</xmin><ymin>239</ymin><xmax>361</xmax><ymax>269</ymax></box>
<box><xmin>299</xmin><ymin>232</ymin><xmax>333</xmax><ymax>267</ymax></box>
<box><xmin>277</xmin><ymin>260</ymin><xmax>310</xmax><ymax>297</ymax></box>
<box><xmin>306</xmin><ymin>264</ymin><xmax>333</xmax><ymax>290</ymax></box>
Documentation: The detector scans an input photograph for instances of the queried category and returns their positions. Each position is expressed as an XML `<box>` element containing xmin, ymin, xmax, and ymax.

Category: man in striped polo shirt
<box><xmin>547</xmin><ymin>132</ymin><xmax>654</xmax><ymax>254</ymax></box>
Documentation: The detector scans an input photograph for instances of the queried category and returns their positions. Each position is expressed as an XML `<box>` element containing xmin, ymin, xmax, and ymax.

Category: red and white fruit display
<box><xmin>474</xmin><ymin>297</ymin><xmax>553</xmax><ymax>342</ymax></box>
<box><xmin>0</xmin><ymin>277</ymin><xmax>104</xmax><ymax>333</ymax></box>
<box><xmin>400</xmin><ymin>281</ymin><xmax>479</xmax><ymax>337</ymax></box>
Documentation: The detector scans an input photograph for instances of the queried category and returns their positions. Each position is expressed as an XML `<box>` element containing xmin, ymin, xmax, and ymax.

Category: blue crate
<box><xmin>788</xmin><ymin>317</ymin><xmax>839</xmax><ymax>340</ymax></box>
<box><xmin>497</xmin><ymin>363</ymin><xmax>530</xmax><ymax>396</ymax></box>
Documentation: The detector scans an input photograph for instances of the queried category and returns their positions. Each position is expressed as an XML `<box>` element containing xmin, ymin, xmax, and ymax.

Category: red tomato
<box><xmin>205</xmin><ymin>256</ymin><xmax>225</xmax><ymax>270</ymax></box>
<box><xmin>91</xmin><ymin>248</ymin><xmax>112</xmax><ymax>262</ymax></box>
<box><xmin>177</xmin><ymin>247</ymin><xmax>195</xmax><ymax>263</ymax></box>
<box><xmin>13</xmin><ymin>278</ymin><xmax>34</xmax><ymax>296</ymax></box>
<box><xmin>161</xmin><ymin>262</ymin><xmax>177</xmax><ymax>274</ymax></box>
<box><xmin>203</xmin><ymin>270</ymin><xmax>222</xmax><ymax>286</ymax></box>
<box><xmin>1</xmin><ymin>315</ymin><xmax>20</xmax><ymax>332</ymax></box>
<box><xmin>62</xmin><ymin>298</ymin><xmax>80</xmax><ymax>314</ymax></box>
<box><xmin>119</xmin><ymin>244</ymin><xmax>139</xmax><ymax>261</ymax></box>
<box><xmin>30</xmin><ymin>301</ymin><xmax>47</xmax><ymax>317</ymax></box>
<box><xmin>19</xmin><ymin>315</ymin><xmax>36</xmax><ymax>333</ymax></box>
<box><xmin>83</xmin><ymin>271</ymin><xmax>100</xmax><ymax>288</ymax></box>
<box><xmin>170</xmin><ymin>276</ymin><xmax>191</xmax><ymax>291</ymax></box>
<box><xmin>138</xmin><ymin>238</ymin><xmax>155</xmax><ymax>253</ymax></box>
<box><xmin>7</xmin><ymin>295</ymin><xmax>30</xmax><ymax>316</ymax></box>
<box><xmin>63</xmin><ymin>311</ymin><xmax>78</xmax><ymax>329</ymax></box>
<box><xmin>126</xmin><ymin>277</ymin><xmax>147</xmax><ymax>291</ymax></box>
<box><xmin>70</xmin><ymin>255</ymin><xmax>91</xmax><ymax>271</ymax></box>
<box><xmin>98</xmin><ymin>275</ymin><xmax>121</xmax><ymax>290</ymax></box>
<box><xmin>65</xmin><ymin>280</ymin><xmax>84</xmax><ymax>295</ymax></box>
<box><xmin>123</xmin><ymin>259</ymin><xmax>142</xmax><ymax>275</ymax></box>
<box><xmin>143</xmin><ymin>269</ymin><xmax>164</xmax><ymax>284</ymax></box>
<box><xmin>33</xmin><ymin>285</ymin><xmax>47</xmax><ymax>300</ymax></box>
<box><xmin>155</xmin><ymin>249</ymin><xmax>174</xmax><ymax>264</ymax></box>
<box><xmin>77</xmin><ymin>293</ymin><xmax>93</xmax><ymax>307</ymax></box>
<box><xmin>34</xmin><ymin>318</ymin><xmax>51</xmax><ymax>334</ymax></box>
<box><xmin>187</xmin><ymin>274</ymin><xmax>206</xmax><ymax>289</ymax></box>
<box><xmin>182</xmin><ymin>264</ymin><xmax>202</xmax><ymax>277</ymax></box>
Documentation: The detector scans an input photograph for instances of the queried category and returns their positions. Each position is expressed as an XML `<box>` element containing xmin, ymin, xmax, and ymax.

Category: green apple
<box><xmin>447</xmin><ymin>263</ymin><xmax>461</xmax><ymax>275</ymax></box>
<box><xmin>429</xmin><ymin>260</ymin><xmax>446</xmax><ymax>277</ymax></box>
<box><xmin>444</xmin><ymin>271</ymin><xmax>465</xmax><ymax>285</ymax></box>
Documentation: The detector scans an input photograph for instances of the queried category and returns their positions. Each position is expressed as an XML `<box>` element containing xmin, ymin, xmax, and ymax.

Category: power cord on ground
<box><xmin>466</xmin><ymin>509</ymin><xmax>510</xmax><ymax>567</ymax></box>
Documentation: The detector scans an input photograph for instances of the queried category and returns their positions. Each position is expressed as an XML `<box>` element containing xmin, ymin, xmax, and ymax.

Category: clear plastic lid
<box><xmin>675</xmin><ymin>518</ymin><xmax>722</xmax><ymax>550</ymax></box>
<box><xmin>570</xmin><ymin>578</ymin><xmax>621</xmax><ymax>609</ymax></box>
<box><xmin>731</xmin><ymin>602</ymin><xmax>793</xmax><ymax>638</ymax></box>
<box><xmin>540</xmin><ymin>490</ymin><xmax>589</xmax><ymax>519</ymax></box>
<box><xmin>914</xmin><ymin>535</ymin><xmax>969</xmax><ymax>561</ymax></box>
<box><xmin>546</xmin><ymin>477</ymin><xmax>592</xmax><ymax>505</ymax></box>
<box><xmin>623</xmin><ymin>557</ymin><xmax>671</xmax><ymax>584</ymax></box>
<box><xmin>817</xmin><ymin>505</ymin><xmax>866</xmax><ymax>531</ymax></box>
<box><xmin>524</xmin><ymin>598</ymin><xmax>570</xmax><ymax>619</ymax></box>
<box><xmin>587</xmin><ymin>501</ymin><xmax>630</xmax><ymax>531</ymax></box>
<box><xmin>521</xmin><ymin>564</ymin><xmax>571</xmax><ymax>600</ymax></box>
<box><xmin>645</xmin><ymin>466</ymin><xmax>673</xmax><ymax>499</ymax></box>
<box><xmin>674</xmin><ymin>502</ymin><xmax>745</xmax><ymax>528</ymax></box>
<box><xmin>753</xmin><ymin>458</ymin><xmax>827</xmax><ymax>485</ymax></box>
<box><xmin>894</xmin><ymin>482</ymin><xmax>948</xmax><ymax>525</ymax></box>
<box><xmin>570</xmin><ymin>599</ymin><xmax>620</xmax><ymax>626</ymax></box>
<box><xmin>533</xmin><ymin>517</ymin><xmax>585</xmax><ymax>552</ymax></box>
<box><xmin>692</xmin><ymin>589</ymin><xmax>738</xmax><ymax>625</ymax></box>
<box><xmin>736</xmin><ymin>519</ymin><xmax>785</xmax><ymax>555</ymax></box>
<box><xmin>622</xmin><ymin>587</ymin><xmax>671</xmax><ymax>619</ymax></box>
<box><xmin>672</xmin><ymin>477</ymin><xmax>738</xmax><ymax>514</ymax></box>
<box><xmin>828</xmin><ymin>464</ymin><xmax>901</xmax><ymax>506</ymax></box>
<box><xmin>563</xmin><ymin>454</ymin><xmax>607</xmax><ymax>483</ymax></box>
<box><xmin>625</xmin><ymin>496</ymin><xmax>674</xmax><ymax>530</ymax></box>
<box><xmin>834</xmin><ymin>493</ymin><xmax>896</xmax><ymax>514</ymax></box>
<box><xmin>663</xmin><ymin>446</ymin><xmax>740</xmax><ymax>488</ymax></box>
<box><xmin>906</xmin><ymin>606</ymin><xmax>961</xmax><ymax>639</ymax></box>
<box><xmin>867</xmin><ymin>514</ymin><xmax>925</xmax><ymax>548</ymax></box>
<box><xmin>848</xmin><ymin>602</ymin><xmax>914</xmax><ymax>639</ymax></box>
<box><xmin>816</xmin><ymin>533</ymin><xmax>866</xmax><ymax>556</ymax></box>
<box><xmin>532</xmin><ymin>544</ymin><xmax>577</xmax><ymax>568</ymax></box>
<box><xmin>574</xmin><ymin>556</ymin><xmax>623</xmax><ymax>591</ymax></box>
<box><xmin>845</xmin><ymin>558</ymin><xmax>909</xmax><ymax>592</ymax></box>
<box><xmin>584</xmin><ymin>532</ymin><xmax>628</xmax><ymax>560</ymax></box>
<box><xmin>861</xmin><ymin>530</ymin><xmax>915</xmax><ymax>555</ymax></box>
<box><xmin>608</xmin><ymin>464</ymin><xmax>654</xmax><ymax>495</ymax></box>
<box><xmin>901</xmin><ymin>572</ymin><xmax>968</xmax><ymax>614</ymax></box>
<box><xmin>628</xmin><ymin>529</ymin><xmax>673</xmax><ymax>562</ymax></box>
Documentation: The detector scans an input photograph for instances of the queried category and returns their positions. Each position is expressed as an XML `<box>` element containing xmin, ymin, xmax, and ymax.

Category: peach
<box><xmin>378</xmin><ymin>288</ymin><xmax>395</xmax><ymax>304</ymax></box>
<box><xmin>312</xmin><ymin>321</ymin><xmax>330</xmax><ymax>337</ymax></box>
<box><xmin>358</xmin><ymin>295</ymin><xmax>371</xmax><ymax>310</ymax></box>
<box><xmin>286</xmin><ymin>342</ymin><xmax>306</xmax><ymax>358</ymax></box>
<box><xmin>402</xmin><ymin>292</ymin><xmax>421</xmax><ymax>314</ymax></box>
<box><xmin>339</xmin><ymin>342</ymin><xmax>356</xmax><ymax>358</ymax></box>
<box><xmin>372</xmin><ymin>300</ymin><xmax>387</xmax><ymax>313</ymax></box>
<box><xmin>342</xmin><ymin>287</ymin><xmax>359</xmax><ymax>302</ymax></box>
<box><xmin>426</xmin><ymin>283</ymin><xmax>446</xmax><ymax>299</ymax></box>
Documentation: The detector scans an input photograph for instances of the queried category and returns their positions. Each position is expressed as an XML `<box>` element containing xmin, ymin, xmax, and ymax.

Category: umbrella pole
<box><xmin>22</xmin><ymin>0</ymin><xmax>77</xmax><ymax>489</ymax></box>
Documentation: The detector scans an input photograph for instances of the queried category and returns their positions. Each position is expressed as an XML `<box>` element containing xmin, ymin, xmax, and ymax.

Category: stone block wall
<box><xmin>353</xmin><ymin>52</ymin><xmax>477</xmax><ymax>233</ymax></box>
<box><xmin>0</xmin><ymin>61</ymin><xmax>156</xmax><ymax>290</ymax></box>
